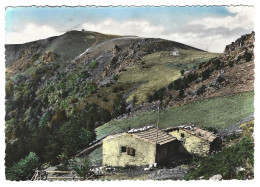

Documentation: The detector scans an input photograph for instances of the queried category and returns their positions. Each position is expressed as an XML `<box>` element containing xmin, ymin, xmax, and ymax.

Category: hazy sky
<box><xmin>5</xmin><ymin>6</ymin><xmax>254</xmax><ymax>53</ymax></box>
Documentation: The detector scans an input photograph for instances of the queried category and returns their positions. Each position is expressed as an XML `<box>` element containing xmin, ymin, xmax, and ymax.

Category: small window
<box><xmin>181</xmin><ymin>133</ymin><xmax>185</xmax><ymax>138</ymax></box>
<box><xmin>121</xmin><ymin>146</ymin><xmax>135</xmax><ymax>156</ymax></box>
<box><xmin>121</xmin><ymin>146</ymin><xmax>126</xmax><ymax>153</ymax></box>
<box><xmin>129</xmin><ymin>147</ymin><xmax>135</xmax><ymax>156</ymax></box>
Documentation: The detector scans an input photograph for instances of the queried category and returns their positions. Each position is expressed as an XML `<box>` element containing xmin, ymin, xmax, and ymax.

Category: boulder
<box><xmin>210</xmin><ymin>174</ymin><xmax>222</xmax><ymax>181</ymax></box>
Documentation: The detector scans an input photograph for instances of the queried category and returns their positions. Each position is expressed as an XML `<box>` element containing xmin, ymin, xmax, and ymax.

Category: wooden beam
<box><xmin>46</xmin><ymin>171</ymin><xmax>72</xmax><ymax>173</ymax></box>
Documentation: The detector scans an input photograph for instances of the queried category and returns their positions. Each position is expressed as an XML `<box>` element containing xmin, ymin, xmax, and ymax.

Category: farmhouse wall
<box><xmin>155</xmin><ymin>143</ymin><xmax>168</xmax><ymax>164</ymax></box>
<box><xmin>102</xmin><ymin>133</ymin><xmax>156</xmax><ymax>167</ymax></box>
<box><xmin>155</xmin><ymin>141</ymin><xmax>181</xmax><ymax>164</ymax></box>
<box><xmin>169</xmin><ymin>129</ymin><xmax>210</xmax><ymax>156</ymax></box>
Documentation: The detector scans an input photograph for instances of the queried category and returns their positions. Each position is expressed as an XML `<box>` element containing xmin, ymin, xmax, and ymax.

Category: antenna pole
<box><xmin>157</xmin><ymin>101</ymin><xmax>160</xmax><ymax>129</ymax></box>
<box><xmin>154</xmin><ymin>100</ymin><xmax>160</xmax><ymax>164</ymax></box>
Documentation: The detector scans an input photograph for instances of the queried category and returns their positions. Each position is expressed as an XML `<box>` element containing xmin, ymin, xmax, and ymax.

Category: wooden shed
<box><xmin>165</xmin><ymin>124</ymin><xmax>222</xmax><ymax>156</ymax></box>
<box><xmin>102</xmin><ymin>125</ymin><xmax>182</xmax><ymax>167</ymax></box>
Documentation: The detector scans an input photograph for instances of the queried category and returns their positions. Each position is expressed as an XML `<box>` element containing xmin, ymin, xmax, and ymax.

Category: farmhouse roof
<box><xmin>104</xmin><ymin>125</ymin><xmax>177</xmax><ymax>145</ymax></box>
<box><xmin>128</xmin><ymin>125</ymin><xmax>177</xmax><ymax>145</ymax></box>
<box><xmin>164</xmin><ymin>124</ymin><xmax>218</xmax><ymax>142</ymax></box>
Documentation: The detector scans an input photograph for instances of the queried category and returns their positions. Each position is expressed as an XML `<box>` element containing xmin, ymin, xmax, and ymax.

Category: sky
<box><xmin>5</xmin><ymin>6</ymin><xmax>255</xmax><ymax>53</ymax></box>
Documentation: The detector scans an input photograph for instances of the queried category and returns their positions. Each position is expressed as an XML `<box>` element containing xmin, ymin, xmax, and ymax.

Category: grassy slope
<box><xmin>119</xmin><ymin>49</ymin><xmax>219</xmax><ymax>104</ymax></box>
<box><xmin>96</xmin><ymin>91</ymin><xmax>254</xmax><ymax>139</ymax></box>
<box><xmin>184</xmin><ymin>120</ymin><xmax>254</xmax><ymax>180</ymax></box>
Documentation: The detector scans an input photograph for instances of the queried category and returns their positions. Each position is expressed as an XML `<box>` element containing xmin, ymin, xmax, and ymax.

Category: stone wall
<box><xmin>102</xmin><ymin>133</ymin><xmax>156</xmax><ymax>167</ymax></box>
<box><xmin>155</xmin><ymin>141</ymin><xmax>180</xmax><ymax>164</ymax></box>
<box><xmin>169</xmin><ymin>129</ymin><xmax>210</xmax><ymax>156</ymax></box>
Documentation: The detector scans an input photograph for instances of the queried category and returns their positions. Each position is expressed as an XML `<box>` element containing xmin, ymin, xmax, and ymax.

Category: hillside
<box><xmin>96</xmin><ymin>32</ymin><xmax>254</xmax><ymax>138</ymax></box>
<box><xmin>5</xmin><ymin>30</ymin><xmax>218</xmax><ymax>169</ymax></box>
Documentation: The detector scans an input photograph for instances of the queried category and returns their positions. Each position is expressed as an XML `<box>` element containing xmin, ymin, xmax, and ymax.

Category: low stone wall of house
<box><xmin>169</xmin><ymin>129</ymin><xmax>210</xmax><ymax>156</ymax></box>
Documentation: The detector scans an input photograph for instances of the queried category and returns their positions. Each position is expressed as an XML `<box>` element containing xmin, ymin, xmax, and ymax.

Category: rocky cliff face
<box><xmin>223</xmin><ymin>31</ymin><xmax>254</xmax><ymax>56</ymax></box>
<box><xmin>164</xmin><ymin>31</ymin><xmax>255</xmax><ymax>108</ymax></box>
<box><xmin>124</xmin><ymin>31</ymin><xmax>254</xmax><ymax>116</ymax></box>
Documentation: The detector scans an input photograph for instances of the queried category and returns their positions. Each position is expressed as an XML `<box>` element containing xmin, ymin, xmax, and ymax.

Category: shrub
<box><xmin>167</xmin><ymin>82</ymin><xmax>174</xmax><ymax>90</ymax></box>
<box><xmin>228</xmin><ymin>61</ymin><xmax>234</xmax><ymax>67</ymax></box>
<box><xmin>39</xmin><ymin>112</ymin><xmax>49</xmax><ymax>127</ymax></box>
<box><xmin>73</xmin><ymin>158</ymin><xmax>90</xmax><ymax>179</ymax></box>
<box><xmin>211</xmin><ymin>59</ymin><xmax>223</xmax><ymax>71</ymax></box>
<box><xmin>103</xmin><ymin>97</ymin><xmax>109</xmax><ymax>102</ymax></box>
<box><xmin>112</xmin><ymin>86</ymin><xmax>124</xmax><ymax>93</ymax></box>
<box><xmin>50</xmin><ymin>109</ymin><xmax>67</xmax><ymax>125</ymax></box>
<box><xmin>216</xmin><ymin>76</ymin><xmax>225</xmax><ymax>83</ymax></box>
<box><xmin>133</xmin><ymin>96</ymin><xmax>138</xmax><ymax>106</ymax></box>
<box><xmin>113</xmin><ymin>74</ymin><xmax>119</xmax><ymax>81</ymax></box>
<box><xmin>60</xmin><ymin>100</ymin><xmax>68</xmax><ymax>108</ymax></box>
<box><xmin>185</xmin><ymin>72</ymin><xmax>199</xmax><ymax>84</ymax></box>
<box><xmin>6</xmin><ymin>152</ymin><xmax>39</xmax><ymax>181</ymax></box>
<box><xmin>112</xmin><ymin>95</ymin><xmax>126</xmax><ymax>117</ymax></box>
<box><xmin>86</xmin><ymin>83</ymin><xmax>97</xmax><ymax>94</ymax></box>
<box><xmin>201</xmin><ymin>69</ymin><xmax>211</xmax><ymax>80</ymax></box>
<box><xmin>57</xmin><ymin>105</ymin><xmax>98</xmax><ymax>157</ymax></box>
<box><xmin>147</xmin><ymin>88</ymin><xmax>166</xmax><ymax>102</ymax></box>
<box><xmin>42</xmin><ymin>139</ymin><xmax>62</xmax><ymax>163</ymax></box>
<box><xmin>70</xmin><ymin>97</ymin><xmax>79</xmax><ymax>104</ymax></box>
<box><xmin>5</xmin><ymin>80</ymin><xmax>13</xmax><ymax>99</ymax></box>
<box><xmin>31</xmin><ymin>53</ymin><xmax>40</xmax><ymax>62</ymax></box>
<box><xmin>244</xmin><ymin>52</ymin><xmax>252</xmax><ymax>62</ymax></box>
<box><xmin>89</xmin><ymin>60</ymin><xmax>98</xmax><ymax>68</ymax></box>
<box><xmin>148</xmin><ymin>94</ymin><xmax>153</xmax><ymax>103</ymax></box>
<box><xmin>105</xmin><ymin>83</ymin><xmax>111</xmax><ymax>87</ymax></box>
<box><xmin>180</xmin><ymin>70</ymin><xmax>185</xmax><ymax>76</ymax></box>
<box><xmin>78</xmin><ymin>127</ymin><xmax>94</xmax><ymax>144</ymax></box>
<box><xmin>72</xmin><ymin>87</ymin><xmax>78</xmax><ymax>95</ymax></box>
<box><xmin>196</xmin><ymin>85</ymin><xmax>207</xmax><ymax>95</ymax></box>
<box><xmin>198</xmin><ymin>63</ymin><xmax>203</xmax><ymax>69</ymax></box>
<box><xmin>97</xmin><ymin>109</ymin><xmax>111</xmax><ymax>123</ymax></box>
<box><xmin>69</xmin><ymin>74</ymin><xmax>77</xmax><ymax>83</ymax></box>
<box><xmin>79</xmin><ymin>71</ymin><xmax>89</xmax><ymax>79</ymax></box>
<box><xmin>112</xmin><ymin>86</ymin><xmax>119</xmax><ymax>93</ymax></box>
<box><xmin>58</xmin><ymin>124</ymin><xmax>90</xmax><ymax>157</ymax></box>
<box><xmin>153</xmin><ymin>88</ymin><xmax>166</xmax><ymax>101</ymax></box>
<box><xmin>173</xmin><ymin>78</ymin><xmax>188</xmax><ymax>90</ymax></box>
<box><xmin>27</xmin><ymin>119</ymin><xmax>37</xmax><ymax>132</ymax></box>
<box><xmin>237</xmin><ymin>55</ymin><xmax>243</xmax><ymax>63</ymax></box>
<box><xmin>5</xmin><ymin>118</ymin><xmax>15</xmax><ymax>134</ymax></box>
<box><xmin>178</xmin><ymin>89</ymin><xmax>185</xmax><ymax>98</ymax></box>
<box><xmin>12</xmin><ymin>73</ymin><xmax>25</xmax><ymax>84</ymax></box>
<box><xmin>118</xmin><ymin>86</ymin><xmax>124</xmax><ymax>91</ymax></box>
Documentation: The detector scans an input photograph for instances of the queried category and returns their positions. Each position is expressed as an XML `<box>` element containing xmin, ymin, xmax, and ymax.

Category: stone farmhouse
<box><xmin>164</xmin><ymin>124</ymin><xmax>222</xmax><ymax>156</ymax></box>
<box><xmin>78</xmin><ymin>124</ymin><xmax>222</xmax><ymax>167</ymax></box>
<box><xmin>102</xmin><ymin>125</ymin><xmax>183</xmax><ymax>167</ymax></box>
